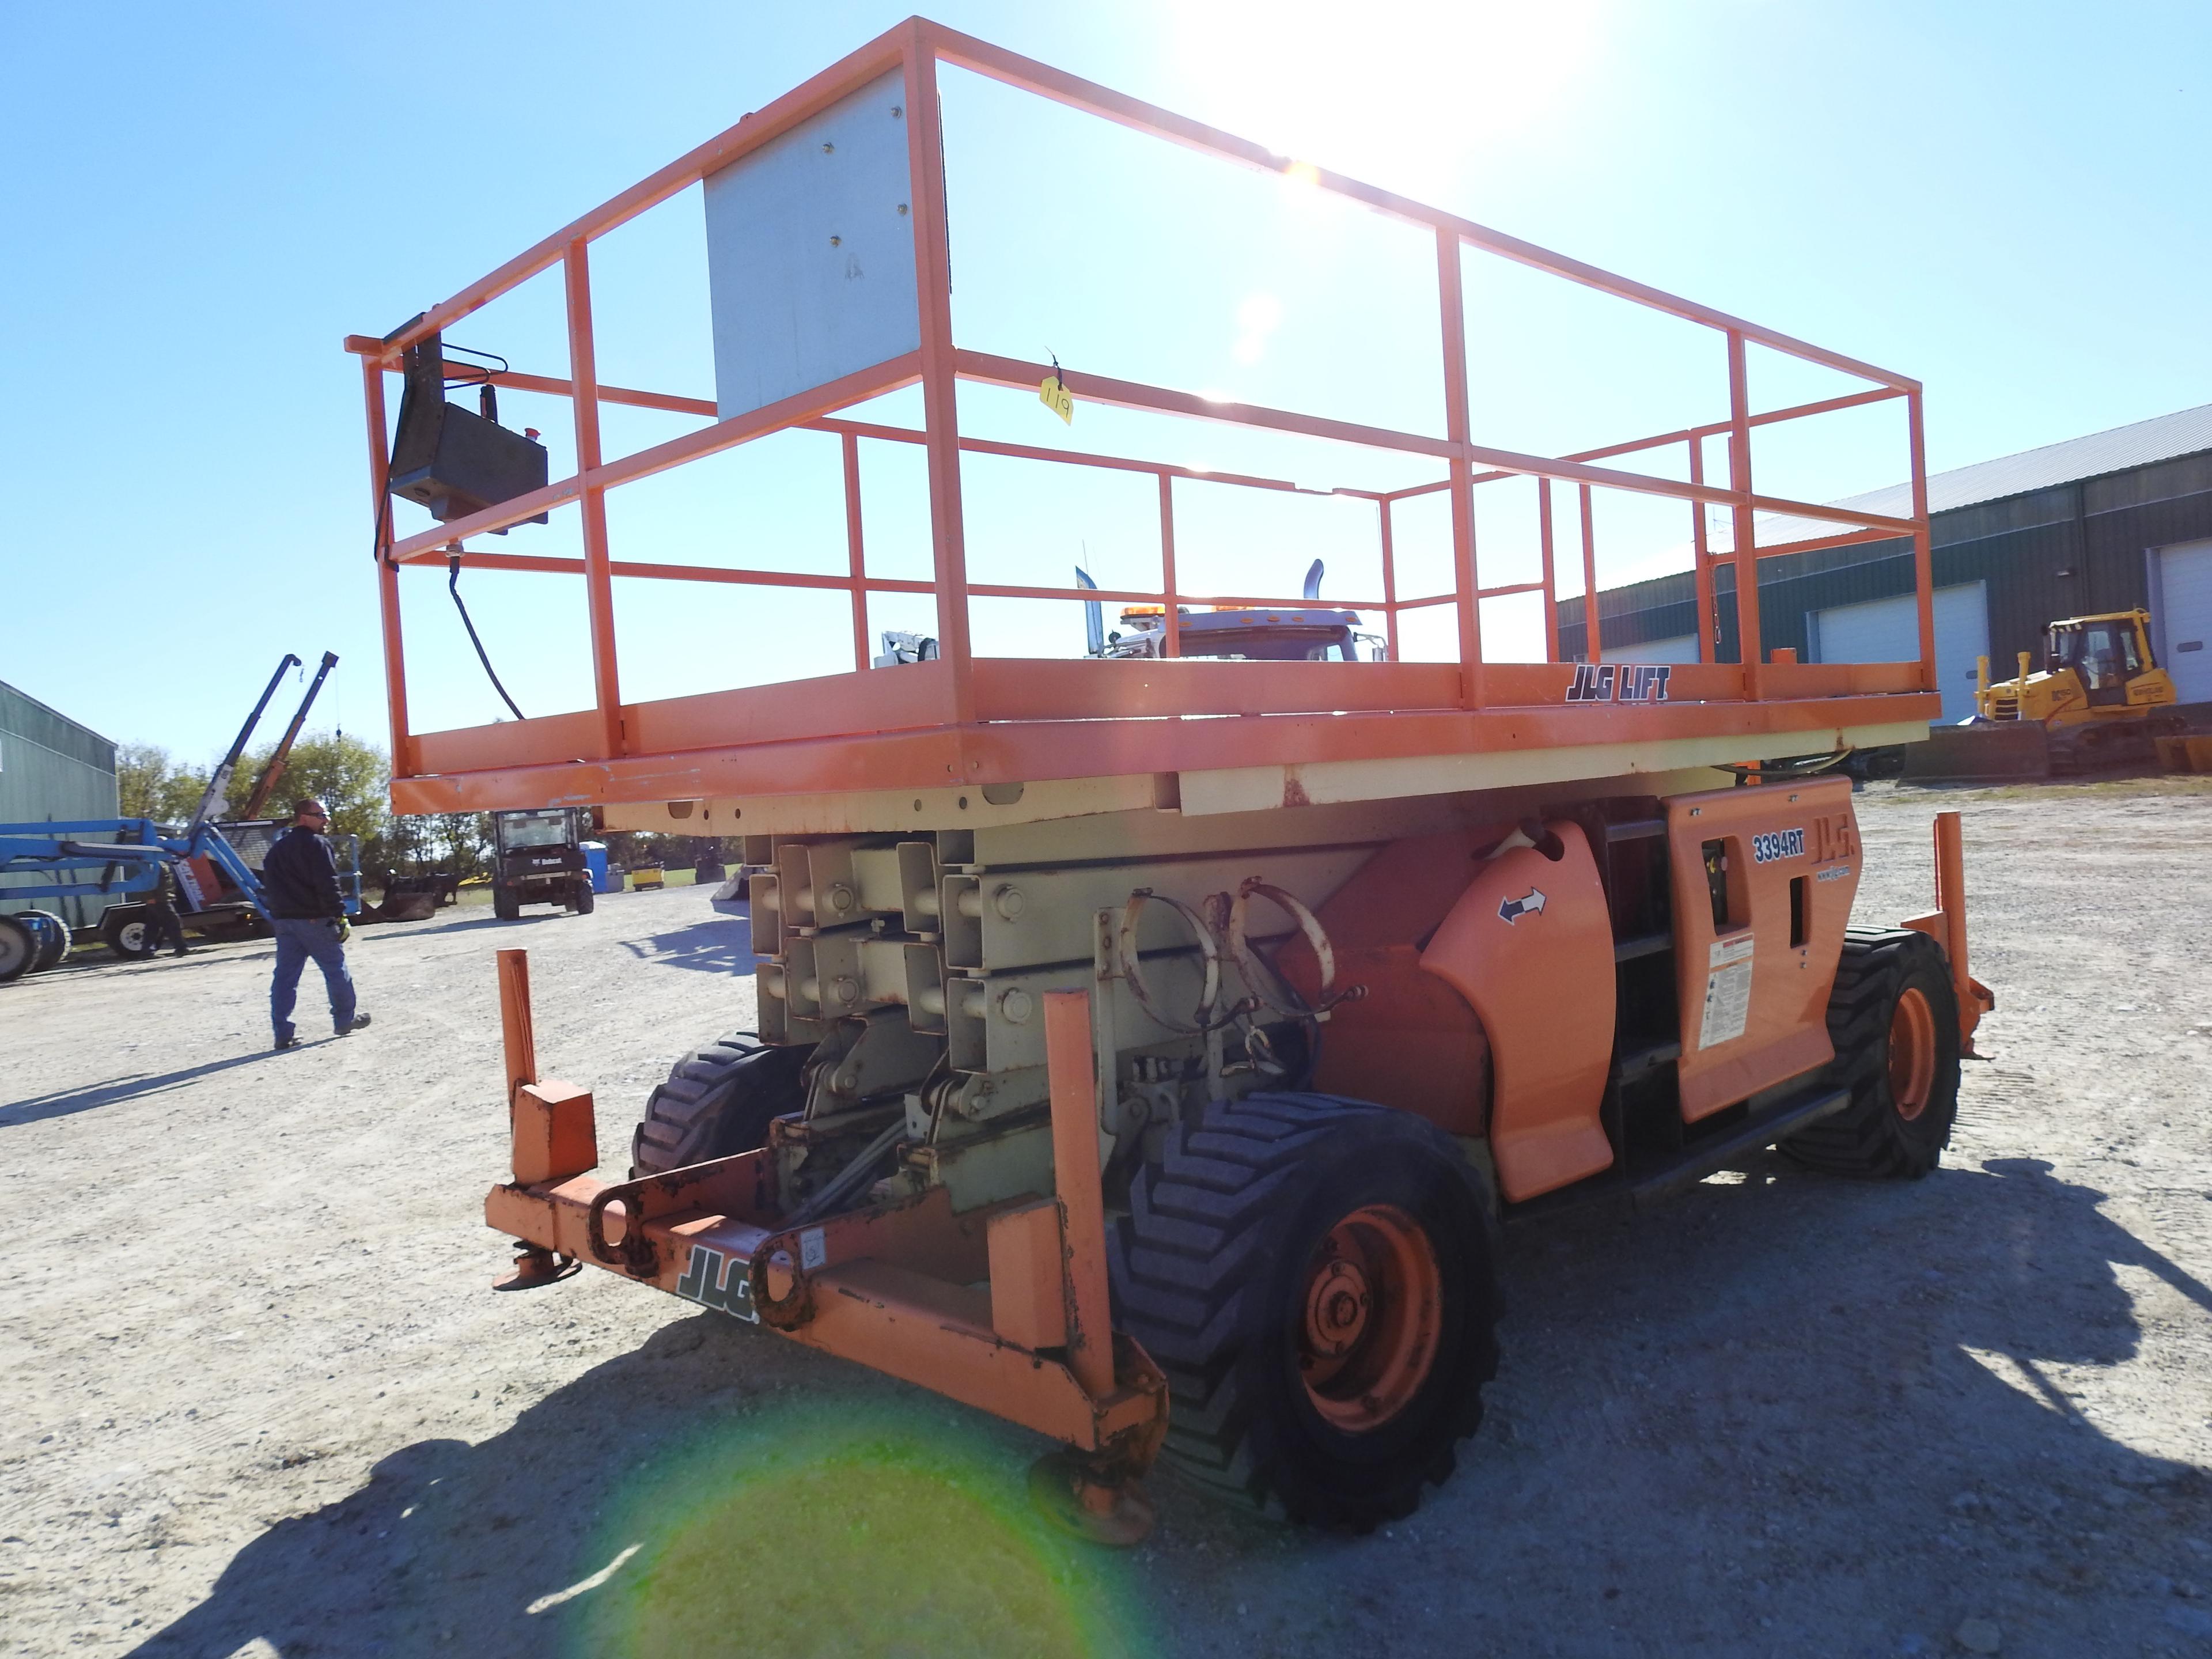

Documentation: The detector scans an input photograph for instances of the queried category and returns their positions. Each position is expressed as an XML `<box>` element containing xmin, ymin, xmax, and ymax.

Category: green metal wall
<box><xmin>1</xmin><ymin>680</ymin><xmax>122</xmax><ymax>928</ymax></box>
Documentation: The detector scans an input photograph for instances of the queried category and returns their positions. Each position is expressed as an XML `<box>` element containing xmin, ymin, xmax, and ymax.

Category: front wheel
<box><xmin>1109</xmin><ymin>1092</ymin><xmax>1500</xmax><ymax>1530</ymax></box>
<box><xmin>492</xmin><ymin>885</ymin><xmax>520</xmax><ymax>922</ymax></box>
<box><xmin>572</xmin><ymin>880</ymin><xmax>596</xmax><ymax>915</ymax></box>
<box><xmin>1782</xmin><ymin>929</ymin><xmax>1960</xmax><ymax>1178</ymax></box>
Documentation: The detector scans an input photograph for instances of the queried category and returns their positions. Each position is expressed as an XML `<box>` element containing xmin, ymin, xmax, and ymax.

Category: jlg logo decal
<box><xmin>674</xmin><ymin>1243</ymin><xmax>759</xmax><ymax>1323</ymax></box>
<box><xmin>1812</xmin><ymin>812</ymin><xmax>1858</xmax><ymax>864</ymax></box>
<box><xmin>1566</xmin><ymin>663</ymin><xmax>1671</xmax><ymax>703</ymax></box>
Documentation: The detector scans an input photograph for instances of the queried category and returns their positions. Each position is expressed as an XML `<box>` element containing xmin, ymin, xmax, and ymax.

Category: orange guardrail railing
<box><xmin>349</xmin><ymin>16</ymin><xmax>1939</xmax><ymax>812</ymax></box>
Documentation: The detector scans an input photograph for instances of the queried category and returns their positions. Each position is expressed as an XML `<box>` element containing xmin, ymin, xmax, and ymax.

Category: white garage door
<box><xmin>1605</xmin><ymin>633</ymin><xmax>1700</xmax><ymax>664</ymax></box>
<box><xmin>2154</xmin><ymin>539</ymin><xmax>2212</xmax><ymax>704</ymax></box>
<box><xmin>1809</xmin><ymin>581</ymin><xmax>1990</xmax><ymax>723</ymax></box>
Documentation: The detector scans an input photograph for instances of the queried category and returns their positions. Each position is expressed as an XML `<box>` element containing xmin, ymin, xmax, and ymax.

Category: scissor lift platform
<box><xmin>350</xmin><ymin>17</ymin><xmax>1945</xmax><ymax>835</ymax></box>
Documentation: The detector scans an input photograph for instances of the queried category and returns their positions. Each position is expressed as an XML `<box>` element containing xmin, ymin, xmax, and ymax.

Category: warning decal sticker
<box><xmin>1699</xmin><ymin>933</ymin><xmax>1755</xmax><ymax>1050</ymax></box>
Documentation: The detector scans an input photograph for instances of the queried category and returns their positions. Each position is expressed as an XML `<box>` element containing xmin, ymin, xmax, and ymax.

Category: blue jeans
<box><xmin>271</xmin><ymin>916</ymin><xmax>357</xmax><ymax>1040</ymax></box>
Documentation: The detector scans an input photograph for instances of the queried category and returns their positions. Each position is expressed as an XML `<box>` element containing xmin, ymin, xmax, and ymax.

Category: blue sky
<box><xmin>3</xmin><ymin>1</ymin><xmax>2207</xmax><ymax>760</ymax></box>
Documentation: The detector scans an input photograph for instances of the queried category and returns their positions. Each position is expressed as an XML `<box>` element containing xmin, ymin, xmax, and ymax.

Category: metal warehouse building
<box><xmin>1</xmin><ymin>680</ymin><xmax>122</xmax><ymax>928</ymax></box>
<box><xmin>1560</xmin><ymin>403</ymin><xmax>2212</xmax><ymax>724</ymax></box>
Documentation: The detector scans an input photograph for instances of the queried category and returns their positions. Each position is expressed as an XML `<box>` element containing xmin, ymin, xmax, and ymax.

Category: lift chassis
<box><xmin>340</xmin><ymin>19</ymin><xmax>2003</xmax><ymax>1538</ymax></box>
<box><xmin>486</xmin><ymin>767</ymin><xmax>1991</xmax><ymax>1533</ymax></box>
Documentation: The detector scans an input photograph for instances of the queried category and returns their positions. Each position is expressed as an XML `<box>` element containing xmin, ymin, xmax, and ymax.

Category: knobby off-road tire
<box><xmin>492</xmin><ymin>885</ymin><xmax>520</xmax><ymax>922</ymax></box>
<box><xmin>0</xmin><ymin>915</ymin><xmax>36</xmax><ymax>983</ymax></box>
<box><xmin>572</xmin><ymin>880</ymin><xmax>596</xmax><ymax>915</ymax></box>
<box><xmin>1782</xmin><ymin>928</ymin><xmax>1960</xmax><ymax>1178</ymax></box>
<box><xmin>628</xmin><ymin>1036</ymin><xmax>813</xmax><ymax>1179</ymax></box>
<box><xmin>21</xmin><ymin>910</ymin><xmax>70</xmax><ymax>970</ymax></box>
<box><xmin>1109</xmin><ymin>1090</ymin><xmax>1501</xmax><ymax>1531</ymax></box>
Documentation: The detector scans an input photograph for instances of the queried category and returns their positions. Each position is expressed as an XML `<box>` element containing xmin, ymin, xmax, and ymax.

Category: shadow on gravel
<box><xmin>618</xmin><ymin>914</ymin><xmax>753</xmax><ymax>978</ymax></box>
<box><xmin>1</xmin><ymin>1051</ymin><xmax>280</xmax><ymax>1127</ymax></box>
<box><xmin>399</xmin><ymin>912</ymin><xmax>573</xmax><ymax>939</ymax></box>
<box><xmin>1483</xmin><ymin>1153</ymin><xmax>2212</xmax><ymax>1653</ymax></box>
<box><xmin>123</xmin><ymin>1158</ymin><xmax>2212</xmax><ymax>1659</ymax></box>
<box><xmin>124</xmin><ymin>1317</ymin><xmax>1144</xmax><ymax>1659</ymax></box>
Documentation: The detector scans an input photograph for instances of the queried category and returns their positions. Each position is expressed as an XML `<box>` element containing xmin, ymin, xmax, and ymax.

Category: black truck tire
<box><xmin>1108</xmin><ymin>1090</ymin><xmax>1501</xmax><ymax>1531</ymax></box>
<box><xmin>629</xmin><ymin>1036</ymin><xmax>813</xmax><ymax>1178</ymax></box>
<box><xmin>493</xmin><ymin>885</ymin><xmax>520</xmax><ymax>922</ymax></box>
<box><xmin>102</xmin><ymin>908</ymin><xmax>158</xmax><ymax>959</ymax></box>
<box><xmin>1782</xmin><ymin>929</ymin><xmax>1960</xmax><ymax>1179</ymax></box>
<box><xmin>21</xmin><ymin>910</ymin><xmax>70</xmax><ymax>969</ymax></box>
<box><xmin>573</xmin><ymin>880</ymin><xmax>596</xmax><ymax>915</ymax></box>
<box><xmin>0</xmin><ymin>916</ymin><xmax>36</xmax><ymax>983</ymax></box>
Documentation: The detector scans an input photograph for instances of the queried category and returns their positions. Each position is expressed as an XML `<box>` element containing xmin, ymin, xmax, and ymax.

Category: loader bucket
<box><xmin>1899</xmin><ymin>722</ymin><xmax>2050</xmax><ymax>784</ymax></box>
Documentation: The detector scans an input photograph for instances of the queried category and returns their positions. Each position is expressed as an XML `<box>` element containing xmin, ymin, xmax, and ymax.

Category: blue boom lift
<box><xmin>0</xmin><ymin>653</ymin><xmax>359</xmax><ymax>983</ymax></box>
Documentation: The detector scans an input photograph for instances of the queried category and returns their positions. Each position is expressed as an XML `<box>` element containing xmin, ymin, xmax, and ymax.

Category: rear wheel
<box><xmin>1109</xmin><ymin>1091</ymin><xmax>1500</xmax><ymax>1530</ymax></box>
<box><xmin>630</xmin><ymin>1035</ymin><xmax>813</xmax><ymax>1177</ymax></box>
<box><xmin>0</xmin><ymin>916</ymin><xmax>36</xmax><ymax>983</ymax></box>
<box><xmin>493</xmin><ymin>885</ymin><xmax>520</xmax><ymax>922</ymax></box>
<box><xmin>21</xmin><ymin>910</ymin><xmax>70</xmax><ymax>969</ymax></box>
<box><xmin>573</xmin><ymin>879</ymin><xmax>596</xmax><ymax>915</ymax></box>
<box><xmin>1782</xmin><ymin>929</ymin><xmax>1960</xmax><ymax>1178</ymax></box>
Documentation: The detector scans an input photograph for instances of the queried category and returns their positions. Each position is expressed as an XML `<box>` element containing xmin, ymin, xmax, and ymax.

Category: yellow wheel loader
<box><xmin>1904</xmin><ymin>609</ymin><xmax>2186</xmax><ymax>781</ymax></box>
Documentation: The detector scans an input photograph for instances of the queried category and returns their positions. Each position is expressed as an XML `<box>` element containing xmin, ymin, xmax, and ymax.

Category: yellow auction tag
<box><xmin>1039</xmin><ymin>374</ymin><xmax>1074</xmax><ymax>425</ymax></box>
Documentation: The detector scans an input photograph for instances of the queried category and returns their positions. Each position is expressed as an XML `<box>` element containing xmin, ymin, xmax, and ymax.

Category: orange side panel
<box><xmin>1277</xmin><ymin>826</ymin><xmax>1507</xmax><ymax>1134</ymax></box>
<box><xmin>987</xmin><ymin>1199</ymin><xmax>1067</xmax><ymax>1350</ymax></box>
<box><xmin>1420</xmin><ymin>822</ymin><xmax>1615</xmax><ymax>1202</ymax></box>
<box><xmin>1666</xmin><ymin>777</ymin><xmax>1859</xmax><ymax>1119</ymax></box>
<box><xmin>1313</xmin><ymin>946</ymin><xmax>1493</xmax><ymax>1134</ymax></box>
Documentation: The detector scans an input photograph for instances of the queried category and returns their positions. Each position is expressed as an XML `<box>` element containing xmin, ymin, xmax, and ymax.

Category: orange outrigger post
<box><xmin>490</xmin><ymin>952</ymin><xmax>1166</xmax><ymax>1536</ymax></box>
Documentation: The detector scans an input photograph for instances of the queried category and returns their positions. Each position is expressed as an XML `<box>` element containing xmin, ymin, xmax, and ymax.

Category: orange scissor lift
<box><xmin>350</xmin><ymin>19</ymin><xmax>1992</xmax><ymax>1539</ymax></box>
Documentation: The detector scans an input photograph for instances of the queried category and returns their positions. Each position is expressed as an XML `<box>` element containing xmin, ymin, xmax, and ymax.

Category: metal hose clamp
<box><xmin>1225</xmin><ymin>877</ymin><xmax>1361</xmax><ymax>1021</ymax></box>
<box><xmin>1118</xmin><ymin>888</ymin><xmax>1226</xmax><ymax>1035</ymax></box>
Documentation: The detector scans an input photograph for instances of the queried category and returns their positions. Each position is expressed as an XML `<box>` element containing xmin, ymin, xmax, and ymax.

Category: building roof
<box><xmin>1744</xmin><ymin>399</ymin><xmax>2212</xmax><ymax>552</ymax></box>
<box><xmin>0</xmin><ymin>678</ymin><xmax>118</xmax><ymax>775</ymax></box>
<box><xmin>1833</xmin><ymin>400</ymin><xmax>2212</xmax><ymax>522</ymax></box>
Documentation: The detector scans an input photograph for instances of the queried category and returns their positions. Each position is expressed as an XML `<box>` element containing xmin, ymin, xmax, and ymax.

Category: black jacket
<box><xmin>261</xmin><ymin>827</ymin><xmax>344</xmax><ymax>919</ymax></box>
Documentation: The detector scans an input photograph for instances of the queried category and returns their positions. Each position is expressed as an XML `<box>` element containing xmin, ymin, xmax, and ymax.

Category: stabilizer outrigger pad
<box><xmin>492</xmin><ymin>1247</ymin><xmax>581</xmax><ymax>1291</ymax></box>
<box><xmin>1027</xmin><ymin>1450</ymin><xmax>1156</xmax><ymax>1548</ymax></box>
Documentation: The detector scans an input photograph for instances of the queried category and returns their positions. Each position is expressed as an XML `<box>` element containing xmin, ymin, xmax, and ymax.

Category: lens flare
<box><xmin>554</xmin><ymin>1394</ymin><xmax>1154</xmax><ymax>1658</ymax></box>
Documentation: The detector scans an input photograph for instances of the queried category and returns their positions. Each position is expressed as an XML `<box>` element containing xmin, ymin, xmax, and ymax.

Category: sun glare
<box><xmin>1168</xmin><ymin>0</ymin><xmax>1607</xmax><ymax>199</ymax></box>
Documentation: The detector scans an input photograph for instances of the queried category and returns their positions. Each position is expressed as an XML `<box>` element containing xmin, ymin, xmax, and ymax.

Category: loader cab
<box><xmin>2047</xmin><ymin>615</ymin><xmax>2149</xmax><ymax>705</ymax></box>
<box><xmin>490</xmin><ymin>808</ymin><xmax>594</xmax><ymax>921</ymax></box>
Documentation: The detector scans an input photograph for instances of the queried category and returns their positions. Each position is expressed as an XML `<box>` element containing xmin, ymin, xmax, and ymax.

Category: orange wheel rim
<box><xmin>1888</xmin><ymin>986</ymin><xmax>1938</xmax><ymax>1120</ymax></box>
<box><xmin>1296</xmin><ymin>1203</ymin><xmax>1441</xmax><ymax>1433</ymax></box>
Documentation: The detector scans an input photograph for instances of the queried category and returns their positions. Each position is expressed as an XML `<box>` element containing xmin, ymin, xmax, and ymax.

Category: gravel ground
<box><xmin>3</xmin><ymin>781</ymin><xmax>2210</xmax><ymax>1659</ymax></box>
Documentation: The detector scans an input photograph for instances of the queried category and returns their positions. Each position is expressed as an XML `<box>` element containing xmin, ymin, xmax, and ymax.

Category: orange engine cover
<box><xmin>1665</xmin><ymin>777</ymin><xmax>1861</xmax><ymax>1119</ymax></box>
<box><xmin>1419</xmin><ymin>823</ymin><xmax>1616</xmax><ymax>1202</ymax></box>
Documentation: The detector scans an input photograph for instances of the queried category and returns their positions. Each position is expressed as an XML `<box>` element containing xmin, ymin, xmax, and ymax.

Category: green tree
<box><xmin>431</xmin><ymin>812</ymin><xmax>493</xmax><ymax>882</ymax></box>
<box><xmin>225</xmin><ymin>730</ymin><xmax>391</xmax><ymax>843</ymax></box>
<box><xmin>115</xmin><ymin>743</ymin><xmax>212</xmax><ymax>825</ymax></box>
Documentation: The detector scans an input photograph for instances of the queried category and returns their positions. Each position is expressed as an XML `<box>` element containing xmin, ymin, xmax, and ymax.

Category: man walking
<box><xmin>262</xmin><ymin>797</ymin><xmax>371</xmax><ymax>1051</ymax></box>
<box><xmin>147</xmin><ymin>863</ymin><xmax>190</xmax><ymax>958</ymax></box>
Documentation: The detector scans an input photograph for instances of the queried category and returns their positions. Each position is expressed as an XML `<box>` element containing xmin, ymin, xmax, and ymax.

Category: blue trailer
<box><xmin>0</xmin><ymin>817</ymin><xmax>369</xmax><ymax>981</ymax></box>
